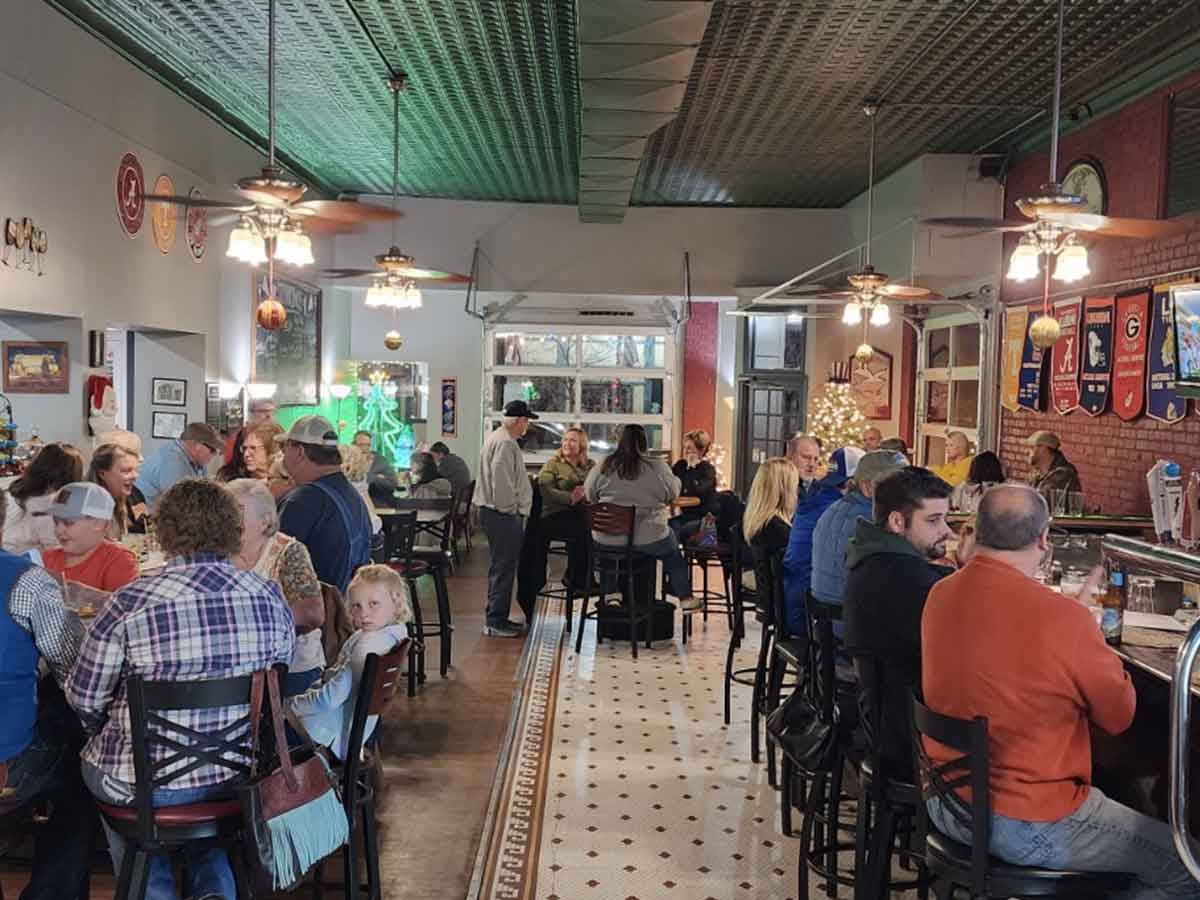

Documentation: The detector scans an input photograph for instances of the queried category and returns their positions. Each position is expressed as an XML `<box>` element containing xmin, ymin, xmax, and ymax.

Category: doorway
<box><xmin>736</xmin><ymin>375</ymin><xmax>807</xmax><ymax>493</ymax></box>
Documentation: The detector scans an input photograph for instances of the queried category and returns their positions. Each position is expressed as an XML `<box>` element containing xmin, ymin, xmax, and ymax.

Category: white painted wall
<box><xmin>129</xmin><ymin>331</ymin><xmax>206</xmax><ymax>456</ymax></box>
<box><xmin>0</xmin><ymin>311</ymin><xmax>85</xmax><ymax>445</ymax></box>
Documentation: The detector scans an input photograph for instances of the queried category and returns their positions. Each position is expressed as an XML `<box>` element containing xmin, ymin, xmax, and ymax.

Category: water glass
<box><xmin>1128</xmin><ymin>576</ymin><xmax>1156</xmax><ymax>614</ymax></box>
<box><xmin>1068</xmin><ymin>491</ymin><xmax>1085</xmax><ymax>517</ymax></box>
<box><xmin>1051</xmin><ymin>489</ymin><xmax>1068</xmax><ymax>516</ymax></box>
<box><xmin>1060</xmin><ymin>568</ymin><xmax>1086</xmax><ymax>599</ymax></box>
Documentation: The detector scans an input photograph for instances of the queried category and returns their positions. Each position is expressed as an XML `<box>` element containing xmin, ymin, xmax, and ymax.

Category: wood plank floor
<box><xmin>1</xmin><ymin>542</ymin><xmax>528</xmax><ymax>900</ymax></box>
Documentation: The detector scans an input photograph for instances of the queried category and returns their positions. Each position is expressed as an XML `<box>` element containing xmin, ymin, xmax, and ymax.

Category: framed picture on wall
<box><xmin>151</xmin><ymin>410</ymin><xmax>186</xmax><ymax>439</ymax></box>
<box><xmin>251</xmin><ymin>273</ymin><xmax>321</xmax><ymax>406</ymax></box>
<box><xmin>2</xmin><ymin>341</ymin><xmax>69</xmax><ymax>394</ymax></box>
<box><xmin>151</xmin><ymin>377</ymin><xmax>187</xmax><ymax>407</ymax></box>
<box><xmin>848</xmin><ymin>348</ymin><xmax>893</xmax><ymax>420</ymax></box>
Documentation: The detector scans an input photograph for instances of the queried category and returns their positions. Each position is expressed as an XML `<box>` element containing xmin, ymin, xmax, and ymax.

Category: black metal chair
<box><xmin>382</xmin><ymin>510</ymin><xmax>428</xmax><ymax>697</ymax></box>
<box><xmin>723</xmin><ymin>525</ymin><xmax>763</xmax><ymax>726</ymax></box>
<box><xmin>409</xmin><ymin>501</ymin><xmax>456</xmax><ymax>678</ymax></box>
<box><xmin>312</xmin><ymin>642</ymin><xmax>409</xmax><ymax>900</ymax></box>
<box><xmin>451</xmin><ymin>479</ymin><xmax>476</xmax><ymax>559</ymax></box>
<box><xmin>911</xmin><ymin>695</ymin><xmax>1134</xmax><ymax>899</ymax></box>
<box><xmin>575</xmin><ymin>503</ymin><xmax>656</xmax><ymax>659</ymax></box>
<box><xmin>761</xmin><ymin>556</ymin><xmax>808</xmax><ymax>788</ymax></box>
<box><xmin>95</xmin><ymin>672</ymin><xmax>265</xmax><ymax>900</ymax></box>
<box><xmin>851</xmin><ymin>655</ymin><xmax>928</xmax><ymax>900</ymax></box>
<box><xmin>788</xmin><ymin>596</ymin><xmax>858</xmax><ymax>900</ymax></box>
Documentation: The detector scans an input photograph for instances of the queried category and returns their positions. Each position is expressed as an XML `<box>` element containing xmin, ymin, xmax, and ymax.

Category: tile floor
<box><xmin>534</xmin><ymin>610</ymin><xmax>811</xmax><ymax>900</ymax></box>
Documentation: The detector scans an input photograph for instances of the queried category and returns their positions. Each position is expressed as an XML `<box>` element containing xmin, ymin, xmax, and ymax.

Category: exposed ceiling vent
<box><xmin>579</xmin><ymin>309</ymin><xmax>636</xmax><ymax>317</ymax></box>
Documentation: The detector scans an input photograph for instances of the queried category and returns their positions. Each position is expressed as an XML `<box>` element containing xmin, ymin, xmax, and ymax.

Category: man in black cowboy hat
<box><xmin>474</xmin><ymin>401</ymin><xmax>538</xmax><ymax>638</ymax></box>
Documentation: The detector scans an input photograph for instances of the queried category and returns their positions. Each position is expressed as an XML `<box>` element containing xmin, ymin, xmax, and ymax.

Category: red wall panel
<box><xmin>681</xmin><ymin>301</ymin><xmax>718</xmax><ymax>441</ymax></box>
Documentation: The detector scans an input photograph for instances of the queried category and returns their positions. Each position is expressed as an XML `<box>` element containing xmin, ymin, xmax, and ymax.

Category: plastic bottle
<box><xmin>1165</xmin><ymin>462</ymin><xmax>1184</xmax><ymax>544</ymax></box>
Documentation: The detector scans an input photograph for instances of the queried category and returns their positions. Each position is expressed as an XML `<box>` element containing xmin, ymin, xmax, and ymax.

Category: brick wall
<box><xmin>997</xmin><ymin>71</ymin><xmax>1200</xmax><ymax>514</ymax></box>
<box><xmin>681</xmin><ymin>301</ymin><xmax>718</xmax><ymax>441</ymax></box>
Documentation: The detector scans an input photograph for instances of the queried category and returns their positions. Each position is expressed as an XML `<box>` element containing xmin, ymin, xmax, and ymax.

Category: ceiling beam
<box><xmin>576</xmin><ymin>0</ymin><xmax>713</xmax><ymax>223</ymax></box>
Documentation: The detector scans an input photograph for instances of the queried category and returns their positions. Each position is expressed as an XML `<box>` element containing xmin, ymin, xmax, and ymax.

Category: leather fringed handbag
<box><xmin>239</xmin><ymin>668</ymin><xmax>349</xmax><ymax>892</ymax></box>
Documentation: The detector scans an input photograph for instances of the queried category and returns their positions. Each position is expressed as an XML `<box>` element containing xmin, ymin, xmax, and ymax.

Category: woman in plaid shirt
<box><xmin>67</xmin><ymin>479</ymin><xmax>296</xmax><ymax>900</ymax></box>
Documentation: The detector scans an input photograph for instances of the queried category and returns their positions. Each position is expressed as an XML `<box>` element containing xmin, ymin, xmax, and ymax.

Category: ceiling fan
<box><xmin>798</xmin><ymin>103</ymin><xmax>942</xmax><ymax>359</ymax></box>
<box><xmin>139</xmin><ymin>0</ymin><xmax>400</xmax><ymax>267</ymax></box>
<box><xmin>318</xmin><ymin>75</ymin><xmax>472</xmax><ymax>301</ymax></box>
<box><xmin>920</xmin><ymin>0</ymin><xmax>1197</xmax><ymax>344</ymax></box>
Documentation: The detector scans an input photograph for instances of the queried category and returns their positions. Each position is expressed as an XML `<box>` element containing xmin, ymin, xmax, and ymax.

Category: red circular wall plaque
<box><xmin>186</xmin><ymin>188</ymin><xmax>208</xmax><ymax>261</ymax></box>
<box><xmin>116</xmin><ymin>152</ymin><xmax>145</xmax><ymax>237</ymax></box>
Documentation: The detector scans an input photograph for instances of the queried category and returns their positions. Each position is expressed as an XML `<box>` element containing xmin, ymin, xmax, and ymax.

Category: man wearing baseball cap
<box><xmin>42</xmin><ymin>483</ymin><xmax>138</xmax><ymax>592</ymax></box>
<box><xmin>811</xmin><ymin>450</ymin><xmax>907</xmax><ymax>615</ymax></box>
<box><xmin>278</xmin><ymin>415</ymin><xmax>373</xmax><ymax>594</ymax></box>
<box><xmin>1025</xmin><ymin>430</ymin><xmax>1082</xmax><ymax>501</ymax></box>
<box><xmin>135</xmin><ymin>422</ymin><xmax>222</xmax><ymax>509</ymax></box>
<box><xmin>474</xmin><ymin>401</ymin><xmax>538</xmax><ymax>638</ymax></box>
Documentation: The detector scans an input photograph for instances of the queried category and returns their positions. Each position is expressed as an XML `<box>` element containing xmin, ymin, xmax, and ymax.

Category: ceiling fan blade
<box><xmin>779</xmin><ymin>283</ymin><xmax>849</xmax><ymax>295</ymax></box>
<box><xmin>392</xmin><ymin>267</ymin><xmax>472</xmax><ymax>283</ymax></box>
<box><xmin>298</xmin><ymin>218</ymin><xmax>366</xmax><ymax>235</ymax></box>
<box><xmin>140</xmin><ymin>194</ymin><xmax>251</xmax><ymax>211</ymax></box>
<box><xmin>878</xmin><ymin>284</ymin><xmax>940</xmax><ymax>300</ymax></box>
<box><xmin>319</xmin><ymin>268</ymin><xmax>378</xmax><ymax>279</ymax></box>
<box><xmin>1041</xmin><ymin>213</ymin><xmax>1199</xmax><ymax>239</ymax></box>
<box><xmin>920</xmin><ymin>217</ymin><xmax>1036</xmax><ymax>232</ymax></box>
<box><xmin>291</xmin><ymin>200</ymin><xmax>402</xmax><ymax>223</ymax></box>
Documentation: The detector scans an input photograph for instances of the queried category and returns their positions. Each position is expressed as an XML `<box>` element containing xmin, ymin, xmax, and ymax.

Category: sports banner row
<box><xmin>1001</xmin><ymin>282</ymin><xmax>1192</xmax><ymax>422</ymax></box>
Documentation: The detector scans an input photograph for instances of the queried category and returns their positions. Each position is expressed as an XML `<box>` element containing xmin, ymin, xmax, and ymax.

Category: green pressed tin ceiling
<box><xmin>46</xmin><ymin>0</ymin><xmax>1200</xmax><ymax>209</ymax></box>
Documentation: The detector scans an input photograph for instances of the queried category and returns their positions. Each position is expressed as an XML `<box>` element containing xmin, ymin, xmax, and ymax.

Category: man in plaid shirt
<box><xmin>67</xmin><ymin>479</ymin><xmax>295</xmax><ymax>900</ymax></box>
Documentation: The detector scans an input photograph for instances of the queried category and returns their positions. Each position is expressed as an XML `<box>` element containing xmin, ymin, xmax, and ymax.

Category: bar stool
<box><xmin>851</xmin><ymin>655</ymin><xmax>928</xmax><ymax>900</ymax></box>
<box><xmin>723</xmin><ymin>526</ymin><xmax>763</xmax><ymax>725</ymax></box>
<box><xmin>575</xmin><ymin>503</ymin><xmax>656</xmax><ymax>659</ymax></box>
<box><xmin>410</xmin><ymin>504</ymin><xmax>456</xmax><ymax>678</ymax></box>
<box><xmin>760</xmin><ymin>556</ymin><xmax>807</xmax><ymax>788</ymax></box>
<box><xmin>911</xmin><ymin>696</ymin><xmax>1134</xmax><ymax>899</ymax></box>
<box><xmin>786</xmin><ymin>597</ymin><xmax>858</xmax><ymax>900</ymax></box>
<box><xmin>382</xmin><ymin>510</ymin><xmax>428</xmax><ymax>696</ymax></box>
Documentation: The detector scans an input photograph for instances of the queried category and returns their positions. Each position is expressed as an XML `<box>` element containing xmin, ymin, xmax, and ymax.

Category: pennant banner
<box><xmin>1113</xmin><ymin>290</ymin><xmax>1150</xmax><ymax>421</ymax></box>
<box><xmin>1018</xmin><ymin>308</ymin><xmax>1048</xmax><ymax>411</ymax></box>
<box><xmin>1050</xmin><ymin>297</ymin><xmax>1082</xmax><ymax>415</ymax></box>
<box><xmin>1080</xmin><ymin>296</ymin><xmax>1114</xmax><ymax>417</ymax></box>
<box><xmin>1148</xmin><ymin>282</ymin><xmax>1188</xmax><ymax>423</ymax></box>
<box><xmin>1001</xmin><ymin>305</ymin><xmax>1027</xmax><ymax>413</ymax></box>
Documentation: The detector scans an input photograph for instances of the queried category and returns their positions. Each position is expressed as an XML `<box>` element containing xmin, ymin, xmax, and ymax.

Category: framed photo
<box><xmin>3</xmin><ymin>341</ymin><xmax>69</xmax><ymax>394</ymax></box>
<box><xmin>849</xmin><ymin>348</ymin><xmax>893</xmax><ymax>420</ymax></box>
<box><xmin>151</xmin><ymin>410</ymin><xmax>186</xmax><ymax>440</ymax></box>
<box><xmin>251</xmin><ymin>273</ymin><xmax>321</xmax><ymax>405</ymax></box>
<box><xmin>151</xmin><ymin>377</ymin><xmax>187</xmax><ymax>407</ymax></box>
<box><xmin>441</xmin><ymin>377</ymin><xmax>457</xmax><ymax>436</ymax></box>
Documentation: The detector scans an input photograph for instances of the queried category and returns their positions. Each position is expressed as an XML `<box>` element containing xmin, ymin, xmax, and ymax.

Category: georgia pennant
<box><xmin>1112</xmin><ymin>289</ymin><xmax>1150</xmax><ymax>421</ymax></box>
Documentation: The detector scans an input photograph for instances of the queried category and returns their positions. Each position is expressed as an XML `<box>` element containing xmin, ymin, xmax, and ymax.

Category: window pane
<box><xmin>490</xmin><ymin>375</ymin><xmax>575</xmax><ymax>413</ymax></box>
<box><xmin>950</xmin><ymin>380</ymin><xmax>979</xmax><ymax>429</ymax></box>
<box><xmin>493</xmin><ymin>333</ymin><xmax>575</xmax><ymax>367</ymax></box>
<box><xmin>487</xmin><ymin>420</ymin><xmax>566</xmax><ymax>454</ymax></box>
<box><xmin>584</xmin><ymin>422</ymin><xmax>663</xmax><ymax>454</ymax></box>
<box><xmin>580</xmin><ymin>377</ymin><xmax>664</xmax><ymax>414</ymax></box>
<box><xmin>751</xmin><ymin>318</ymin><xmax>784</xmax><ymax>370</ymax></box>
<box><xmin>952</xmin><ymin>323</ymin><xmax>981</xmax><ymax>368</ymax></box>
<box><xmin>753</xmin><ymin>415</ymin><xmax>768</xmax><ymax>439</ymax></box>
<box><xmin>581</xmin><ymin>335</ymin><xmax>666</xmax><ymax>368</ymax></box>
<box><xmin>927</xmin><ymin>328</ymin><xmax>951</xmax><ymax>368</ymax></box>
<box><xmin>926</xmin><ymin>381</ymin><xmax>949</xmax><ymax>423</ymax></box>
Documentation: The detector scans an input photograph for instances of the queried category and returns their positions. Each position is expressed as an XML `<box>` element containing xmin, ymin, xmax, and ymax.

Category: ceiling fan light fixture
<box><xmin>869</xmin><ymin>303</ymin><xmax>890</xmax><ymax>327</ymax></box>
<box><xmin>227</xmin><ymin>220</ymin><xmax>265</xmax><ymax>265</ymax></box>
<box><xmin>842</xmin><ymin>301</ymin><xmax>863</xmax><ymax>326</ymax></box>
<box><xmin>1053</xmin><ymin>235</ymin><xmax>1090</xmax><ymax>282</ymax></box>
<box><xmin>1007</xmin><ymin>235</ymin><xmax>1041</xmax><ymax>281</ymax></box>
<box><xmin>402</xmin><ymin>280</ymin><xmax>423</xmax><ymax>310</ymax></box>
<box><xmin>365</xmin><ymin>279</ymin><xmax>392</xmax><ymax>309</ymax></box>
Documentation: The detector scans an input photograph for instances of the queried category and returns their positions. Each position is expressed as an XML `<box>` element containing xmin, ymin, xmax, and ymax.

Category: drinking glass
<box><xmin>1051</xmin><ymin>489</ymin><xmax>1068</xmax><ymax>516</ymax></box>
<box><xmin>1128</xmin><ymin>576</ymin><xmax>1156</xmax><ymax>614</ymax></box>
<box><xmin>1060</xmin><ymin>568</ymin><xmax>1086</xmax><ymax>599</ymax></box>
<box><xmin>1068</xmin><ymin>491</ymin><xmax>1085</xmax><ymax>517</ymax></box>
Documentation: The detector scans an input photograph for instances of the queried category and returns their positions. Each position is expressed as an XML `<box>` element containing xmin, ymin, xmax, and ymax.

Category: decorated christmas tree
<box><xmin>808</xmin><ymin>375</ymin><xmax>867</xmax><ymax>458</ymax></box>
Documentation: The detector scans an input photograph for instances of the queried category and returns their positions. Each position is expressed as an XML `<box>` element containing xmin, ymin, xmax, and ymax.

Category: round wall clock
<box><xmin>150</xmin><ymin>174</ymin><xmax>176</xmax><ymax>253</ymax></box>
<box><xmin>186</xmin><ymin>188</ymin><xmax>208</xmax><ymax>261</ymax></box>
<box><xmin>116</xmin><ymin>152</ymin><xmax>145</xmax><ymax>237</ymax></box>
<box><xmin>1062</xmin><ymin>158</ymin><xmax>1107</xmax><ymax>215</ymax></box>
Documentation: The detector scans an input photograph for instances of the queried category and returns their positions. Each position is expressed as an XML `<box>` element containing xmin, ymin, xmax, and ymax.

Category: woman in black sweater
<box><xmin>670</xmin><ymin>429</ymin><xmax>719</xmax><ymax>542</ymax></box>
<box><xmin>742</xmin><ymin>457</ymin><xmax>799</xmax><ymax>613</ymax></box>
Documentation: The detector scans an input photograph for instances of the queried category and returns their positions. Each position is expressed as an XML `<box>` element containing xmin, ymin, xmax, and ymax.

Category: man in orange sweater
<box><xmin>923</xmin><ymin>484</ymin><xmax>1198</xmax><ymax>896</ymax></box>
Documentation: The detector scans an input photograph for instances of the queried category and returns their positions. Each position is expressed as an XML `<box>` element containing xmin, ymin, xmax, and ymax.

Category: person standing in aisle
<box><xmin>474</xmin><ymin>401</ymin><xmax>536</xmax><ymax>638</ymax></box>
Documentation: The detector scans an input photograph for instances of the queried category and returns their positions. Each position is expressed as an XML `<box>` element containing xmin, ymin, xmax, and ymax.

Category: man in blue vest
<box><xmin>0</xmin><ymin>490</ymin><xmax>95</xmax><ymax>900</ymax></box>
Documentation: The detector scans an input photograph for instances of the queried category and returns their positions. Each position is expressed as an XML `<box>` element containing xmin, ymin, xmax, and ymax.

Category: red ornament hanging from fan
<box><xmin>257</xmin><ymin>297</ymin><xmax>287</xmax><ymax>330</ymax></box>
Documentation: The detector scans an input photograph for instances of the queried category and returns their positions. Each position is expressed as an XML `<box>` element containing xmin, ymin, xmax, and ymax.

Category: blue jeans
<box><xmin>635</xmin><ymin>533</ymin><xmax>692</xmax><ymax>601</ymax></box>
<box><xmin>82</xmin><ymin>762</ymin><xmax>237</xmax><ymax>900</ymax></box>
<box><xmin>4</xmin><ymin>721</ymin><xmax>97</xmax><ymax>900</ymax></box>
<box><xmin>929</xmin><ymin>787</ymin><xmax>1200</xmax><ymax>899</ymax></box>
